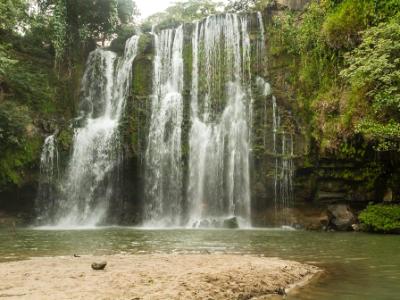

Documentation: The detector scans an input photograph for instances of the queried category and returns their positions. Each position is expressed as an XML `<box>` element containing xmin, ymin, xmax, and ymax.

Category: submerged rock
<box><xmin>91</xmin><ymin>261</ymin><xmax>107</xmax><ymax>270</ymax></box>
<box><xmin>352</xmin><ymin>223</ymin><xmax>361</xmax><ymax>232</ymax></box>
<box><xmin>223</xmin><ymin>217</ymin><xmax>239</xmax><ymax>229</ymax></box>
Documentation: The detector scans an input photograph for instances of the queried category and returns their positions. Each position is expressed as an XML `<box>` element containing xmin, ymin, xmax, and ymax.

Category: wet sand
<box><xmin>0</xmin><ymin>254</ymin><xmax>320</xmax><ymax>299</ymax></box>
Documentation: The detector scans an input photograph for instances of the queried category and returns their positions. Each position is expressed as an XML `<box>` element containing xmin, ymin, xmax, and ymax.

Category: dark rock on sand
<box><xmin>91</xmin><ymin>261</ymin><xmax>107</xmax><ymax>270</ymax></box>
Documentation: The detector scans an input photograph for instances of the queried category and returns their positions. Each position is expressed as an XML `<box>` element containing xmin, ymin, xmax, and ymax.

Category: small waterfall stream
<box><xmin>256</xmin><ymin>77</ymin><xmax>295</xmax><ymax>224</ymax></box>
<box><xmin>35</xmin><ymin>134</ymin><xmax>59</xmax><ymax>222</ymax></box>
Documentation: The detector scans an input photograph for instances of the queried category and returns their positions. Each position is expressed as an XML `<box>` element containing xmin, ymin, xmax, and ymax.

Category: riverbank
<box><xmin>0</xmin><ymin>254</ymin><xmax>319</xmax><ymax>299</ymax></box>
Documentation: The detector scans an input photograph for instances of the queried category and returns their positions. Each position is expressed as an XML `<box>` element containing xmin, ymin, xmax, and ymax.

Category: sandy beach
<box><xmin>0</xmin><ymin>254</ymin><xmax>319</xmax><ymax>299</ymax></box>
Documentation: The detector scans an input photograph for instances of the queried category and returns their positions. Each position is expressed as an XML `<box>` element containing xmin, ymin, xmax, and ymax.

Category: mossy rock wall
<box><xmin>252</xmin><ymin>7</ymin><xmax>390</xmax><ymax>225</ymax></box>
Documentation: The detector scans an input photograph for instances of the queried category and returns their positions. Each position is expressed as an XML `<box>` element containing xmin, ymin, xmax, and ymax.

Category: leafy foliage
<box><xmin>225</xmin><ymin>0</ymin><xmax>271</xmax><ymax>12</ymax></box>
<box><xmin>341</xmin><ymin>21</ymin><xmax>400</xmax><ymax>150</ymax></box>
<box><xmin>322</xmin><ymin>0</ymin><xmax>374</xmax><ymax>49</ymax></box>
<box><xmin>142</xmin><ymin>0</ymin><xmax>224</xmax><ymax>31</ymax></box>
<box><xmin>359</xmin><ymin>204</ymin><xmax>400</xmax><ymax>233</ymax></box>
<box><xmin>0</xmin><ymin>46</ymin><xmax>56</xmax><ymax>114</ymax></box>
<box><xmin>117</xmin><ymin>0</ymin><xmax>139</xmax><ymax>24</ymax></box>
<box><xmin>0</xmin><ymin>102</ymin><xmax>30</xmax><ymax>150</ymax></box>
<box><xmin>269</xmin><ymin>0</ymin><xmax>400</xmax><ymax>156</ymax></box>
<box><xmin>0</xmin><ymin>101</ymin><xmax>42</xmax><ymax>188</ymax></box>
<box><xmin>0</xmin><ymin>0</ymin><xmax>28</xmax><ymax>32</ymax></box>
<box><xmin>37</xmin><ymin>0</ymin><xmax>139</xmax><ymax>66</ymax></box>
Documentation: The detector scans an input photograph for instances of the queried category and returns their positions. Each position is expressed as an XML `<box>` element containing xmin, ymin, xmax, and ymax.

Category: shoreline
<box><xmin>0</xmin><ymin>254</ymin><xmax>320</xmax><ymax>299</ymax></box>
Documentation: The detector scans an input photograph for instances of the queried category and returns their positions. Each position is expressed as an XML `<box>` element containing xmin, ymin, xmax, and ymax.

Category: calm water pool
<box><xmin>0</xmin><ymin>227</ymin><xmax>399</xmax><ymax>299</ymax></box>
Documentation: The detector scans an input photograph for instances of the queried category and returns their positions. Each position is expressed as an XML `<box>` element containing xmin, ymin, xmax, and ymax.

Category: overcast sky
<box><xmin>135</xmin><ymin>0</ymin><xmax>228</xmax><ymax>19</ymax></box>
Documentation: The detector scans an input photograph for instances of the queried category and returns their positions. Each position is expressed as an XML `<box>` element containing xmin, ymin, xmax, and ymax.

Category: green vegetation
<box><xmin>225</xmin><ymin>0</ymin><xmax>272</xmax><ymax>12</ymax></box>
<box><xmin>342</xmin><ymin>20</ymin><xmax>400</xmax><ymax>151</ymax></box>
<box><xmin>261</xmin><ymin>0</ymin><xmax>400</xmax><ymax>215</ymax></box>
<box><xmin>0</xmin><ymin>0</ymin><xmax>139</xmax><ymax>193</ymax></box>
<box><xmin>141</xmin><ymin>0</ymin><xmax>224</xmax><ymax>31</ymax></box>
<box><xmin>267</xmin><ymin>0</ymin><xmax>400</xmax><ymax>155</ymax></box>
<box><xmin>359</xmin><ymin>204</ymin><xmax>400</xmax><ymax>233</ymax></box>
<box><xmin>36</xmin><ymin>0</ymin><xmax>139</xmax><ymax>67</ymax></box>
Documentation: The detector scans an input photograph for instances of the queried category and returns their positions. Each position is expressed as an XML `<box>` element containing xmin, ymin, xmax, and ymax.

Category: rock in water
<box><xmin>91</xmin><ymin>261</ymin><xmax>107</xmax><ymax>270</ymax></box>
<box><xmin>223</xmin><ymin>217</ymin><xmax>239</xmax><ymax>229</ymax></box>
<box><xmin>327</xmin><ymin>204</ymin><xmax>356</xmax><ymax>231</ymax></box>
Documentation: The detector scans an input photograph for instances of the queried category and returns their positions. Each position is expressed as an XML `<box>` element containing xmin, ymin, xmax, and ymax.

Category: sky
<box><xmin>135</xmin><ymin>0</ymin><xmax>176</xmax><ymax>19</ymax></box>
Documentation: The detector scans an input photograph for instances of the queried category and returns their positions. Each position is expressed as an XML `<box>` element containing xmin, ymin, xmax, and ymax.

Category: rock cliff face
<box><xmin>258</xmin><ymin>2</ymin><xmax>386</xmax><ymax>227</ymax></box>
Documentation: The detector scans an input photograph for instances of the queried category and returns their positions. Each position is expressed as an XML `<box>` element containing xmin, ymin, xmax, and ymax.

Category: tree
<box><xmin>225</xmin><ymin>0</ymin><xmax>271</xmax><ymax>12</ymax></box>
<box><xmin>35</xmin><ymin>0</ymin><xmax>140</xmax><ymax>66</ymax></box>
<box><xmin>142</xmin><ymin>0</ymin><xmax>224</xmax><ymax>31</ymax></box>
<box><xmin>0</xmin><ymin>0</ymin><xmax>28</xmax><ymax>33</ymax></box>
<box><xmin>225</xmin><ymin>0</ymin><xmax>256</xmax><ymax>12</ymax></box>
<box><xmin>117</xmin><ymin>0</ymin><xmax>140</xmax><ymax>24</ymax></box>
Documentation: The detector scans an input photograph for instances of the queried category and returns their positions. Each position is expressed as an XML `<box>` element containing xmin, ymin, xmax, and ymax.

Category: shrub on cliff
<box><xmin>359</xmin><ymin>204</ymin><xmax>400</xmax><ymax>233</ymax></box>
<box><xmin>322</xmin><ymin>0</ymin><xmax>374</xmax><ymax>49</ymax></box>
<box><xmin>341</xmin><ymin>20</ymin><xmax>400</xmax><ymax>151</ymax></box>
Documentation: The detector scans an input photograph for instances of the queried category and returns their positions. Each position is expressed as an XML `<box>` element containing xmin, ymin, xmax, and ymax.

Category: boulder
<box><xmin>327</xmin><ymin>204</ymin><xmax>356</xmax><ymax>231</ymax></box>
<box><xmin>91</xmin><ymin>261</ymin><xmax>107</xmax><ymax>270</ymax></box>
<box><xmin>352</xmin><ymin>223</ymin><xmax>361</xmax><ymax>232</ymax></box>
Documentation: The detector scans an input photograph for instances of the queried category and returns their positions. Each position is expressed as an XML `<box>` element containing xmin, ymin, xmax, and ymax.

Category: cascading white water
<box><xmin>50</xmin><ymin>36</ymin><xmax>140</xmax><ymax>227</ymax></box>
<box><xmin>256</xmin><ymin>12</ymin><xmax>266</xmax><ymax>70</ymax></box>
<box><xmin>35</xmin><ymin>134</ymin><xmax>59</xmax><ymax>222</ymax></box>
<box><xmin>187</xmin><ymin>14</ymin><xmax>255</xmax><ymax>227</ymax></box>
<box><xmin>144</xmin><ymin>26</ymin><xmax>184</xmax><ymax>227</ymax></box>
<box><xmin>34</xmin><ymin>12</ymin><xmax>295</xmax><ymax>228</ymax></box>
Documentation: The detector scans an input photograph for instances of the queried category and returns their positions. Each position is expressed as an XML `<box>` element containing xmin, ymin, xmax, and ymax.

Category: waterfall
<box><xmin>277</xmin><ymin>133</ymin><xmax>295</xmax><ymax>223</ymax></box>
<box><xmin>144</xmin><ymin>26</ymin><xmax>184</xmax><ymax>227</ymax></box>
<box><xmin>35</xmin><ymin>134</ymin><xmax>59</xmax><ymax>222</ymax></box>
<box><xmin>256</xmin><ymin>12</ymin><xmax>266</xmax><ymax>71</ymax></box>
<box><xmin>256</xmin><ymin>75</ymin><xmax>295</xmax><ymax>224</ymax></box>
<box><xmin>187</xmin><ymin>14</ymin><xmax>253</xmax><ymax>227</ymax></box>
<box><xmin>46</xmin><ymin>36</ymin><xmax>140</xmax><ymax>227</ymax></box>
<box><xmin>272</xmin><ymin>96</ymin><xmax>295</xmax><ymax>223</ymax></box>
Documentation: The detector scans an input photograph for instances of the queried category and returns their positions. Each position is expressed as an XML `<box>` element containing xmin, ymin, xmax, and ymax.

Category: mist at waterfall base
<box><xmin>35</xmin><ymin>13</ymin><xmax>295</xmax><ymax>229</ymax></box>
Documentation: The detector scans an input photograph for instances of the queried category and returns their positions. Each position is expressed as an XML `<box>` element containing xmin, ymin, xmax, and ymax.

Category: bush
<box><xmin>322</xmin><ymin>0</ymin><xmax>374</xmax><ymax>49</ymax></box>
<box><xmin>341</xmin><ymin>20</ymin><xmax>400</xmax><ymax>151</ymax></box>
<box><xmin>359</xmin><ymin>204</ymin><xmax>400</xmax><ymax>233</ymax></box>
<box><xmin>0</xmin><ymin>101</ymin><xmax>30</xmax><ymax>150</ymax></box>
